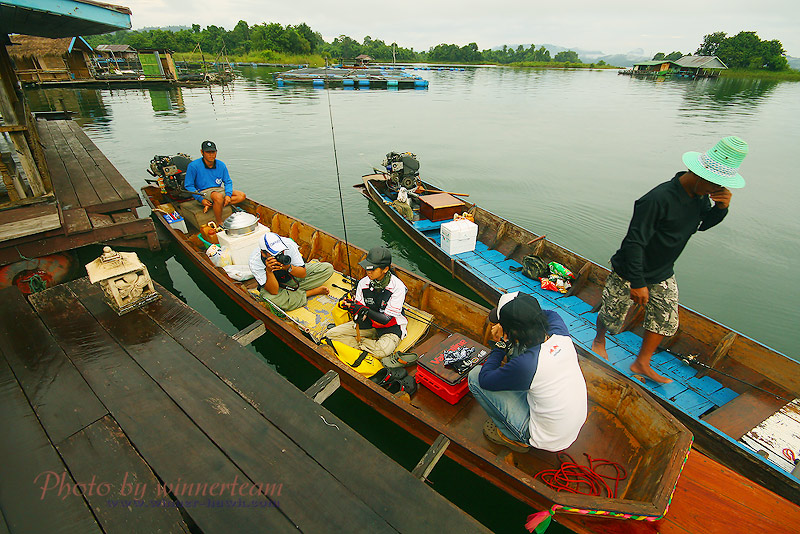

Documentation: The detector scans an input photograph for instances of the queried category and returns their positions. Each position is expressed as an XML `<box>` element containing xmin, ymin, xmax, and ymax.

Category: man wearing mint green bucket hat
<box><xmin>592</xmin><ymin>136</ymin><xmax>748</xmax><ymax>384</ymax></box>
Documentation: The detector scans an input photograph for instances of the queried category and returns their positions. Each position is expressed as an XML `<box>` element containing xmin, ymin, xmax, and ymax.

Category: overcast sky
<box><xmin>120</xmin><ymin>0</ymin><xmax>800</xmax><ymax>57</ymax></box>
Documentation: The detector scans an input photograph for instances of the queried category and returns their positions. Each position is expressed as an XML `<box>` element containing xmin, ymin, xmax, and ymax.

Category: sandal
<box><xmin>381</xmin><ymin>351</ymin><xmax>419</xmax><ymax>368</ymax></box>
<box><xmin>482</xmin><ymin>419</ymin><xmax>530</xmax><ymax>453</ymax></box>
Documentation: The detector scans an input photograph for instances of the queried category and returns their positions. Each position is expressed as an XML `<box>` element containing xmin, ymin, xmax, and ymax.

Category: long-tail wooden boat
<box><xmin>360</xmin><ymin>171</ymin><xmax>800</xmax><ymax>505</ymax></box>
<box><xmin>142</xmin><ymin>184</ymin><xmax>693</xmax><ymax>526</ymax></box>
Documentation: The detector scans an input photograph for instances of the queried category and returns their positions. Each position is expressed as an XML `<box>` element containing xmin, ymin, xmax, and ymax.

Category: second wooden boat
<box><xmin>359</xmin><ymin>169</ymin><xmax>800</xmax><ymax>505</ymax></box>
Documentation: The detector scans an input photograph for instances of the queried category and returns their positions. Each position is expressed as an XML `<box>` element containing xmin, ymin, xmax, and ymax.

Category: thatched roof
<box><xmin>6</xmin><ymin>35</ymin><xmax>93</xmax><ymax>58</ymax></box>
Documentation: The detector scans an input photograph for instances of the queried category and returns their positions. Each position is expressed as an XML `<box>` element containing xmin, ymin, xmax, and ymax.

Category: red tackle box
<box><xmin>415</xmin><ymin>334</ymin><xmax>491</xmax><ymax>405</ymax></box>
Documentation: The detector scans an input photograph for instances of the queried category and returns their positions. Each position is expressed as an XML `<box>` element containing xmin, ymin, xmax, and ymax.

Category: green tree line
<box><xmin>86</xmin><ymin>22</ymin><xmax>789</xmax><ymax>71</ymax></box>
<box><xmin>696</xmin><ymin>31</ymin><xmax>788</xmax><ymax>70</ymax></box>
<box><xmin>85</xmin><ymin>21</ymin><xmax>586</xmax><ymax>64</ymax></box>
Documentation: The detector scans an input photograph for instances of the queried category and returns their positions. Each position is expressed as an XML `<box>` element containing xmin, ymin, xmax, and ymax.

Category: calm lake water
<box><xmin>26</xmin><ymin>67</ymin><xmax>800</xmax><ymax>532</ymax></box>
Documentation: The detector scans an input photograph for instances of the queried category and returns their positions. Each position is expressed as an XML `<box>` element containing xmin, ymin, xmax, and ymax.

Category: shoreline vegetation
<box><xmin>180</xmin><ymin>51</ymin><xmax>800</xmax><ymax>80</ymax></box>
<box><xmin>90</xmin><ymin>23</ymin><xmax>798</xmax><ymax>81</ymax></box>
<box><xmin>175</xmin><ymin>51</ymin><xmax>620</xmax><ymax>71</ymax></box>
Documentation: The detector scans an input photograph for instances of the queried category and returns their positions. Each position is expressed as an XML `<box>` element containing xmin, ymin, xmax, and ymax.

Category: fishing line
<box><xmin>325</xmin><ymin>82</ymin><xmax>354</xmax><ymax>279</ymax></box>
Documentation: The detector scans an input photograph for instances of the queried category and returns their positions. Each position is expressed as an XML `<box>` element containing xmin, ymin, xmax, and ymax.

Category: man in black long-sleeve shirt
<box><xmin>592</xmin><ymin>136</ymin><xmax>748</xmax><ymax>383</ymax></box>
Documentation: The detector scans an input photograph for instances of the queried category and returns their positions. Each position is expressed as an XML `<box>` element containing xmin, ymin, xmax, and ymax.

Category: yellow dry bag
<box><xmin>331</xmin><ymin>303</ymin><xmax>350</xmax><ymax>326</ymax></box>
<box><xmin>323</xmin><ymin>338</ymin><xmax>384</xmax><ymax>378</ymax></box>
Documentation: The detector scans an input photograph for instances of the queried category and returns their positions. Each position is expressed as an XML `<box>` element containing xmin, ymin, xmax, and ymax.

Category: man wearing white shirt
<box><xmin>325</xmin><ymin>246</ymin><xmax>408</xmax><ymax>358</ymax></box>
<box><xmin>248</xmin><ymin>232</ymin><xmax>333</xmax><ymax>311</ymax></box>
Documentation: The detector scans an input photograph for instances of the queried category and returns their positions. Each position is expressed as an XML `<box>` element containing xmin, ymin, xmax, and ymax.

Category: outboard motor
<box><xmin>146</xmin><ymin>153</ymin><xmax>193</xmax><ymax>196</ymax></box>
<box><xmin>382</xmin><ymin>151</ymin><xmax>420</xmax><ymax>191</ymax></box>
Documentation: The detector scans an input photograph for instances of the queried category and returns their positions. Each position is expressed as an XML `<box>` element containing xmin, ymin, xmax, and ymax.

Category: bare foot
<box><xmin>306</xmin><ymin>286</ymin><xmax>330</xmax><ymax>298</ymax></box>
<box><xmin>630</xmin><ymin>360</ymin><xmax>672</xmax><ymax>384</ymax></box>
<box><xmin>591</xmin><ymin>339</ymin><xmax>609</xmax><ymax>360</ymax></box>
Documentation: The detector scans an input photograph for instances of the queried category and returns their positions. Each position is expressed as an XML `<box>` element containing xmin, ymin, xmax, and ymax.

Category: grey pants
<box><xmin>325</xmin><ymin>322</ymin><xmax>401</xmax><ymax>358</ymax></box>
<box><xmin>259</xmin><ymin>261</ymin><xmax>334</xmax><ymax>312</ymax></box>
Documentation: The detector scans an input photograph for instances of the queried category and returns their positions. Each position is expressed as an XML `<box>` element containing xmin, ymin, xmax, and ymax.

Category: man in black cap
<box><xmin>184</xmin><ymin>140</ymin><xmax>246</xmax><ymax>225</ymax></box>
<box><xmin>324</xmin><ymin>246</ymin><xmax>408</xmax><ymax>358</ymax></box>
<box><xmin>468</xmin><ymin>292</ymin><xmax>587</xmax><ymax>453</ymax></box>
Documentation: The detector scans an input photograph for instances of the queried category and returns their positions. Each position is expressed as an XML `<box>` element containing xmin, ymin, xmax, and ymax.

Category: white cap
<box><xmin>260</xmin><ymin>232</ymin><xmax>288</xmax><ymax>254</ymax></box>
<box><xmin>489</xmin><ymin>291</ymin><xmax>519</xmax><ymax>323</ymax></box>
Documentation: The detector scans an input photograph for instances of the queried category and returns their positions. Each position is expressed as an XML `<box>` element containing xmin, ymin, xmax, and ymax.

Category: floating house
<box><xmin>622</xmin><ymin>55</ymin><xmax>727</xmax><ymax>78</ymax></box>
<box><xmin>5</xmin><ymin>35</ymin><xmax>94</xmax><ymax>82</ymax></box>
<box><xmin>355</xmin><ymin>54</ymin><xmax>373</xmax><ymax>66</ymax></box>
<box><xmin>94</xmin><ymin>43</ymin><xmax>139</xmax><ymax>73</ymax></box>
<box><xmin>136</xmin><ymin>48</ymin><xmax>178</xmax><ymax>80</ymax></box>
<box><xmin>672</xmin><ymin>55</ymin><xmax>728</xmax><ymax>77</ymax></box>
<box><xmin>630</xmin><ymin>59</ymin><xmax>674</xmax><ymax>75</ymax></box>
<box><xmin>0</xmin><ymin>0</ymin><xmax>158</xmax><ymax>283</ymax></box>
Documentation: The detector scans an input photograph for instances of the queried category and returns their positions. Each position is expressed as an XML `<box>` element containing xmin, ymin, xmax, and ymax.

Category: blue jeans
<box><xmin>468</xmin><ymin>366</ymin><xmax>531</xmax><ymax>444</ymax></box>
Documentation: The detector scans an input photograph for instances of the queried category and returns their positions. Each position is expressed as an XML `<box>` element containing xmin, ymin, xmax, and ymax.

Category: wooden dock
<box><xmin>0</xmin><ymin>119</ymin><xmax>157</xmax><ymax>266</ymax></box>
<box><xmin>0</xmin><ymin>279</ymin><xmax>490</xmax><ymax>533</ymax></box>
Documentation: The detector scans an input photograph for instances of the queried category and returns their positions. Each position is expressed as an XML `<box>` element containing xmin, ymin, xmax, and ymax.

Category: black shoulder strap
<box><xmin>352</xmin><ymin>350</ymin><xmax>370</xmax><ymax>368</ymax></box>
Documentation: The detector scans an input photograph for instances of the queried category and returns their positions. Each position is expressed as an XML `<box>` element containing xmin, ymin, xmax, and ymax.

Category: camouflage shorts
<box><xmin>598</xmin><ymin>272</ymin><xmax>679</xmax><ymax>337</ymax></box>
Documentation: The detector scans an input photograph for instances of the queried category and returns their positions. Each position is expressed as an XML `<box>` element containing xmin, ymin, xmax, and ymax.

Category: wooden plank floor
<box><xmin>37</xmin><ymin>120</ymin><xmax>141</xmax><ymax>213</ymax></box>
<box><xmin>0</xmin><ymin>280</ymin><xmax>490</xmax><ymax>533</ymax></box>
<box><xmin>0</xmin><ymin>120</ymin><xmax>157</xmax><ymax>265</ymax></box>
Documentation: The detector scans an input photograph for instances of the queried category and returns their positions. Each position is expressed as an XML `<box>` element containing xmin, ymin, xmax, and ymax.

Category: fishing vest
<box><xmin>358</xmin><ymin>283</ymin><xmax>402</xmax><ymax>338</ymax></box>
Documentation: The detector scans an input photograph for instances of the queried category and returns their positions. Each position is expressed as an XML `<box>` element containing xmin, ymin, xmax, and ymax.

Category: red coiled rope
<box><xmin>534</xmin><ymin>453</ymin><xmax>628</xmax><ymax>498</ymax></box>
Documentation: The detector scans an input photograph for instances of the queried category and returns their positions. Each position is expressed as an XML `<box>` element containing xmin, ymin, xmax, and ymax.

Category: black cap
<box><xmin>201</xmin><ymin>140</ymin><xmax>217</xmax><ymax>152</ymax></box>
<box><xmin>489</xmin><ymin>292</ymin><xmax>542</xmax><ymax>324</ymax></box>
<box><xmin>359</xmin><ymin>246</ymin><xmax>392</xmax><ymax>270</ymax></box>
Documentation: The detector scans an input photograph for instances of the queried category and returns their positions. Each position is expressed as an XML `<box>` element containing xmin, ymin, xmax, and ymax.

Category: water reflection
<box><xmin>681</xmin><ymin>76</ymin><xmax>779</xmax><ymax>112</ymax></box>
<box><xmin>148</xmin><ymin>87</ymin><xmax>186</xmax><ymax>115</ymax></box>
<box><xmin>24</xmin><ymin>87</ymin><xmax>109</xmax><ymax>127</ymax></box>
<box><xmin>17</xmin><ymin>66</ymin><xmax>800</xmax><ymax>356</ymax></box>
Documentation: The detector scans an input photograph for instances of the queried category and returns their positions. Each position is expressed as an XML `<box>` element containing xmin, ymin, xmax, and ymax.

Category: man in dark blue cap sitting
<box><xmin>325</xmin><ymin>246</ymin><xmax>408</xmax><ymax>358</ymax></box>
<box><xmin>184</xmin><ymin>140</ymin><xmax>246</xmax><ymax>225</ymax></box>
<box><xmin>469</xmin><ymin>292</ymin><xmax>587</xmax><ymax>453</ymax></box>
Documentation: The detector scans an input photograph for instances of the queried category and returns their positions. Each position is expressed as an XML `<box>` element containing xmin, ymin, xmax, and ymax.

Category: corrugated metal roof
<box><xmin>96</xmin><ymin>44</ymin><xmax>135</xmax><ymax>52</ymax></box>
<box><xmin>674</xmin><ymin>55</ymin><xmax>727</xmax><ymax>69</ymax></box>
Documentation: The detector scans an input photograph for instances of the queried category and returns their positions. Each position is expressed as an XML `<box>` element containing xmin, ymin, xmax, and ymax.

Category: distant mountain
<box><xmin>787</xmin><ymin>55</ymin><xmax>800</xmax><ymax>70</ymax></box>
<box><xmin>489</xmin><ymin>43</ymin><xmax>650</xmax><ymax>67</ymax></box>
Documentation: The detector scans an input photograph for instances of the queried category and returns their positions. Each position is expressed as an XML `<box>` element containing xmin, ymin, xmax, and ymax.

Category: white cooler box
<box><xmin>216</xmin><ymin>223</ymin><xmax>270</xmax><ymax>265</ymax></box>
<box><xmin>440</xmin><ymin>219</ymin><xmax>478</xmax><ymax>256</ymax></box>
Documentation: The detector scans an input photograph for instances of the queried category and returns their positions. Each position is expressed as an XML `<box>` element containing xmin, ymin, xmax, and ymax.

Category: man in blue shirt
<box><xmin>184</xmin><ymin>140</ymin><xmax>246</xmax><ymax>224</ymax></box>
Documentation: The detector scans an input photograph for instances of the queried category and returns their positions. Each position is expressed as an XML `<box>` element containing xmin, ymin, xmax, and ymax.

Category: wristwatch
<box><xmin>494</xmin><ymin>340</ymin><xmax>507</xmax><ymax>350</ymax></box>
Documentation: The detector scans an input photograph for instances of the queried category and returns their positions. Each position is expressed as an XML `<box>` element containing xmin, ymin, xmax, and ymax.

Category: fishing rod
<box><xmin>325</xmin><ymin>81</ymin><xmax>355</xmax><ymax>279</ymax></box>
<box><xmin>680</xmin><ymin>354</ymin><xmax>794</xmax><ymax>403</ymax></box>
<box><xmin>330</xmin><ymin>282</ymin><xmax>457</xmax><ymax>336</ymax></box>
<box><xmin>253</xmin><ymin>290</ymin><xmax>313</xmax><ymax>336</ymax></box>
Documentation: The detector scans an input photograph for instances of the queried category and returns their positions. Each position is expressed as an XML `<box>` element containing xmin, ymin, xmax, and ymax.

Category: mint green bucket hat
<box><xmin>682</xmin><ymin>136</ymin><xmax>747</xmax><ymax>188</ymax></box>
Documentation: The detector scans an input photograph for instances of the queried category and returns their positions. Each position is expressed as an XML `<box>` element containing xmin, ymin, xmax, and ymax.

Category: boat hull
<box><xmin>142</xmin><ymin>185</ymin><xmax>692</xmax><ymax>522</ymax></box>
<box><xmin>360</xmin><ymin>173</ymin><xmax>800</xmax><ymax>505</ymax></box>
